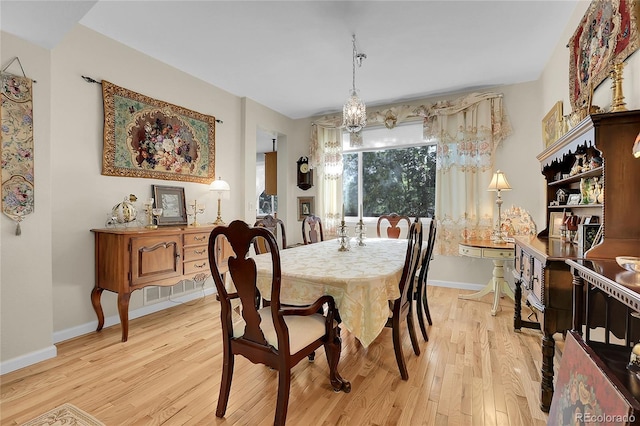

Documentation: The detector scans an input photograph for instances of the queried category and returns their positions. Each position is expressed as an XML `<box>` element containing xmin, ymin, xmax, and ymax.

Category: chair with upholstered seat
<box><xmin>415</xmin><ymin>218</ymin><xmax>437</xmax><ymax>341</ymax></box>
<box><xmin>301</xmin><ymin>214</ymin><xmax>324</xmax><ymax>244</ymax></box>
<box><xmin>208</xmin><ymin>220</ymin><xmax>350</xmax><ymax>425</ymax></box>
<box><xmin>377</xmin><ymin>213</ymin><xmax>411</xmax><ymax>239</ymax></box>
<box><xmin>383</xmin><ymin>219</ymin><xmax>423</xmax><ymax>380</ymax></box>
<box><xmin>254</xmin><ymin>214</ymin><xmax>287</xmax><ymax>254</ymax></box>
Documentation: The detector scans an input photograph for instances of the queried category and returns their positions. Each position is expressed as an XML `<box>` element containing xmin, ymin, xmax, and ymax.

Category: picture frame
<box><xmin>549</xmin><ymin>211</ymin><xmax>569</xmax><ymax>239</ymax></box>
<box><xmin>542</xmin><ymin>101</ymin><xmax>563</xmax><ymax>147</ymax></box>
<box><xmin>577</xmin><ymin>223</ymin><xmax>601</xmax><ymax>256</ymax></box>
<box><xmin>297</xmin><ymin>197</ymin><xmax>314</xmax><ymax>221</ymax></box>
<box><xmin>549</xmin><ymin>331</ymin><xmax>638</xmax><ymax>425</ymax></box>
<box><xmin>566</xmin><ymin>194</ymin><xmax>582</xmax><ymax>206</ymax></box>
<box><xmin>152</xmin><ymin>185</ymin><xmax>188</xmax><ymax>226</ymax></box>
<box><xmin>568</xmin><ymin>0</ymin><xmax>640</xmax><ymax>110</ymax></box>
<box><xmin>101</xmin><ymin>81</ymin><xmax>217</xmax><ymax>184</ymax></box>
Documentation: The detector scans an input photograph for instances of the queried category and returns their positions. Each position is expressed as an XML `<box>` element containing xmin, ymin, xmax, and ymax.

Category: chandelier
<box><xmin>342</xmin><ymin>34</ymin><xmax>367</xmax><ymax>134</ymax></box>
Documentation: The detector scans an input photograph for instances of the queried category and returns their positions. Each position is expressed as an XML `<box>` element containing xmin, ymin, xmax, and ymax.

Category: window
<box><xmin>342</xmin><ymin>122</ymin><xmax>436</xmax><ymax>218</ymax></box>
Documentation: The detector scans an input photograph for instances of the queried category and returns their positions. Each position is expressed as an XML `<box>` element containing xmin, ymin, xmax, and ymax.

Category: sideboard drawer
<box><xmin>184</xmin><ymin>258</ymin><xmax>210</xmax><ymax>275</ymax></box>
<box><xmin>183</xmin><ymin>246</ymin><xmax>208</xmax><ymax>261</ymax></box>
<box><xmin>184</xmin><ymin>232</ymin><xmax>210</xmax><ymax>246</ymax></box>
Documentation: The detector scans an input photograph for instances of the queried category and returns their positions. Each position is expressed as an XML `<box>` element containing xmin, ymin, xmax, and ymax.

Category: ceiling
<box><xmin>2</xmin><ymin>0</ymin><xmax>578</xmax><ymax>151</ymax></box>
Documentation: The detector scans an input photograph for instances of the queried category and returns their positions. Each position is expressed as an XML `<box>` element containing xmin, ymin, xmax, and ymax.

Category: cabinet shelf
<box><xmin>548</xmin><ymin>166</ymin><xmax>602</xmax><ymax>186</ymax></box>
<box><xmin>548</xmin><ymin>203</ymin><xmax>602</xmax><ymax>209</ymax></box>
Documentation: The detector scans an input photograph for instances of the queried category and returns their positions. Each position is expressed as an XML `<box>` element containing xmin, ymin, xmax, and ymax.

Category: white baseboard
<box><xmin>429</xmin><ymin>279</ymin><xmax>484</xmax><ymax>292</ymax></box>
<box><xmin>0</xmin><ymin>287</ymin><xmax>216</xmax><ymax>375</ymax></box>
<box><xmin>0</xmin><ymin>345</ymin><xmax>57</xmax><ymax>375</ymax></box>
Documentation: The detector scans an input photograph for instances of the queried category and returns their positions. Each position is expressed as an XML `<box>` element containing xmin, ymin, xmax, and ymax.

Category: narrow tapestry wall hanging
<box><xmin>1</xmin><ymin>71</ymin><xmax>34</xmax><ymax>235</ymax></box>
<box><xmin>101</xmin><ymin>80</ymin><xmax>216</xmax><ymax>184</ymax></box>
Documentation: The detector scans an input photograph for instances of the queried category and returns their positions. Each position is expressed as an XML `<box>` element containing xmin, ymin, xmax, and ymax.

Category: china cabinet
<box><xmin>513</xmin><ymin>110</ymin><xmax>640</xmax><ymax>412</ymax></box>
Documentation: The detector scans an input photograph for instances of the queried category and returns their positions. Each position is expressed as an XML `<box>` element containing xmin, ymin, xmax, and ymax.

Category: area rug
<box><xmin>20</xmin><ymin>403</ymin><xmax>105</xmax><ymax>426</ymax></box>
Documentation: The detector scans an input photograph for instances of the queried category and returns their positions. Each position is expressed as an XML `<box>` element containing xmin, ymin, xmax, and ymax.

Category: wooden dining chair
<box><xmin>415</xmin><ymin>218</ymin><xmax>437</xmax><ymax>341</ymax></box>
<box><xmin>208</xmin><ymin>220</ymin><xmax>350</xmax><ymax>425</ymax></box>
<box><xmin>384</xmin><ymin>219</ymin><xmax>423</xmax><ymax>380</ymax></box>
<box><xmin>301</xmin><ymin>214</ymin><xmax>324</xmax><ymax>244</ymax></box>
<box><xmin>254</xmin><ymin>214</ymin><xmax>287</xmax><ymax>254</ymax></box>
<box><xmin>376</xmin><ymin>213</ymin><xmax>411</xmax><ymax>239</ymax></box>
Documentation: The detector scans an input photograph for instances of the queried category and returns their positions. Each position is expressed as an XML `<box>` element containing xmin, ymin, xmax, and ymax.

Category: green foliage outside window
<box><xmin>343</xmin><ymin>145</ymin><xmax>436</xmax><ymax>218</ymax></box>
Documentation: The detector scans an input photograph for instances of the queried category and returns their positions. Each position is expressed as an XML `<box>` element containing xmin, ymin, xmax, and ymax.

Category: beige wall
<box><xmin>3</xmin><ymin>0</ymin><xmax>640</xmax><ymax>373</ymax></box>
<box><xmin>1</xmin><ymin>32</ymin><xmax>55</xmax><ymax>369</ymax></box>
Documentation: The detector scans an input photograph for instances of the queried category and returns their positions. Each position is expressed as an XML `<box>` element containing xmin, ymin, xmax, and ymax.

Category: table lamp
<box><xmin>487</xmin><ymin>170</ymin><xmax>512</xmax><ymax>243</ymax></box>
<box><xmin>210</xmin><ymin>177</ymin><xmax>231</xmax><ymax>225</ymax></box>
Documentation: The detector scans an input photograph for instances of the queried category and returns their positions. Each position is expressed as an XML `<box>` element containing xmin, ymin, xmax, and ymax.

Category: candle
<box><xmin>342</xmin><ymin>204</ymin><xmax>345</xmax><ymax>221</ymax></box>
<box><xmin>360</xmin><ymin>204</ymin><xmax>363</xmax><ymax>221</ymax></box>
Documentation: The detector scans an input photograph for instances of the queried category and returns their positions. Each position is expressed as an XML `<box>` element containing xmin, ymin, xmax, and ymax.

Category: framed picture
<box><xmin>568</xmin><ymin>0</ymin><xmax>640</xmax><ymax>110</ymax></box>
<box><xmin>542</xmin><ymin>101</ymin><xmax>563</xmax><ymax>147</ymax></box>
<box><xmin>567</xmin><ymin>194</ymin><xmax>582</xmax><ymax>206</ymax></box>
<box><xmin>101</xmin><ymin>81</ymin><xmax>217</xmax><ymax>184</ymax></box>
<box><xmin>549</xmin><ymin>331</ymin><xmax>639</xmax><ymax>425</ymax></box>
<box><xmin>297</xmin><ymin>197</ymin><xmax>314</xmax><ymax>221</ymax></box>
<box><xmin>577</xmin><ymin>223</ymin><xmax>601</xmax><ymax>255</ymax></box>
<box><xmin>549</xmin><ymin>211</ymin><xmax>569</xmax><ymax>239</ymax></box>
<box><xmin>152</xmin><ymin>185</ymin><xmax>187</xmax><ymax>226</ymax></box>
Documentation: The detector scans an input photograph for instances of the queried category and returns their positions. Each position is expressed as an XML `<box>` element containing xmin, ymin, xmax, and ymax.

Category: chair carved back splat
<box><xmin>302</xmin><ymin>214</ymin><xmax>324</xmax><ymax>244</ymax></box>
<box><xmin>254</xmin><ymin>214</ymin><xmax>287</xmax><ymax>254</ymax></box>
<box><xmin>377</xmin><ymin>213</ymin><xmax>411</xmax><ymax>239</ymax></box>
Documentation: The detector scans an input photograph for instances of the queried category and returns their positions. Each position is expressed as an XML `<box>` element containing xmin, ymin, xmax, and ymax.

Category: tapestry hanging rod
<box><xmin>2</xmin><ymin>57</ymin><xmax>37</xmax><ymax>83</ymax></box>
<box><xmin>81</xmin><ymin>75</ymin><xmax>223</xmax><ymax>124</ymax></box>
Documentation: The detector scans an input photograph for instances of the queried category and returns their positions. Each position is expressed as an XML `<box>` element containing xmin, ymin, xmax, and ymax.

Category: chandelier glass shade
<box><xmin>343</xmin><ymin>34</ymin><xmax>366</xmax><ymax>134</ymax></box>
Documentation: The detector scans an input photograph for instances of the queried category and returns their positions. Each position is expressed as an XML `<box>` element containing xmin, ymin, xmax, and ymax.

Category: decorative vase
<box><xmin>112</xmin><ymin>195</ymin><xmax>138</xmax><ymax>224</ymax></box>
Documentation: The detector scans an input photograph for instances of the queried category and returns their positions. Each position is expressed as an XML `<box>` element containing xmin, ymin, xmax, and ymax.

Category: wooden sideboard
<box><xmin>514</xmin><ymin>110</ymin><xmax>640</xmax><ymax>412</ymax></box>
<box><xmin>90</xmin><ymin>225</ymin><xmax>229</xmax><ymax>342</ymax></box>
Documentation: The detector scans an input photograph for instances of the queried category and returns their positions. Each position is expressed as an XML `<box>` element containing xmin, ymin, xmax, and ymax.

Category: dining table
<box><xmin>252</xmin><ymin>238</ymin><xmax>410</xmax><ymax>348</ymax></box>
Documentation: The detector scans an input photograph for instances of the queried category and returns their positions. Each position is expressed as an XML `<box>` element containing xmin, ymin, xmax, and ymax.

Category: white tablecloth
<box><xmin>253</xmin><ymin>238</ymin><xmax>408</xmax><ymax>347</ymax></box>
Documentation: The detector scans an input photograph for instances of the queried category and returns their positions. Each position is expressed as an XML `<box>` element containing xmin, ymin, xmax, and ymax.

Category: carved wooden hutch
<box><xmin>513</xmin><ymin>110</ymin><xmax>640</xmax><ymax>412</ymax></box>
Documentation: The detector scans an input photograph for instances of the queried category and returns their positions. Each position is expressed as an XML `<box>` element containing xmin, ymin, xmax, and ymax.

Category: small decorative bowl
<box><xmin>616</xmin><ymin>256</ymin><xmax>640</xmax><ymax>273</ymax></box>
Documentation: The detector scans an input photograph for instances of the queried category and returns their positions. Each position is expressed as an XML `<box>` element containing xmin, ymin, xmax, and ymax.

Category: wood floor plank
<box><xmin>0</xmin><ymin>286</ymin><xmax>557</xmax><ymax>425</ymax></box>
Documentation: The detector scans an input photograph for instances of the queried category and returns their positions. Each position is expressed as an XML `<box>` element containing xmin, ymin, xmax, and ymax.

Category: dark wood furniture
<box><xmin>301</xmin><ymin>214</ymin><xmax>324</xmax><ymax>244</ymax></box>
<box><xmin>563</xmin><ymin>259</ymin><xmax>640</xmax><ymax>424</ymax></box>
<box><xmin>415</xmin><ymin>219</ymin><xmax>437</xmax><ymax>341</ymax></box>
<box><xmin>385</xmin><ymin>220</ymin><xmax>423</xmax><ymax>380</ymax></box>
<box><xmin>376</xmin><ymin>213</ymin><xmax>411</xmax><ymax>239</ymax></box>
<box><xmin>208</xmin><ymin>221</ymin><xmax>350</xmax><ymax>425</ymax></box>
<box><xmin>513</xmin><ymin>110</ymin><xmax>640</xmax><ymax>412</ymax></box>
<box><xmin>90</xmin><ymin>225</ymin><xmax>229</xmax><ymax>342</ymax></box>
<box><xmin>253</xmin><ymin>214</ymin><xmax>287</xmax><ymax>253</ymax></box>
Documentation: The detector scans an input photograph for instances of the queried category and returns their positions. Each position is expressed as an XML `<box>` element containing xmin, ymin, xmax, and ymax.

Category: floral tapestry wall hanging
<box><xmin>1</xmin><ymin>71</ymin><xmax>34</xmax><ymax>235</ymax></box>
<box><xmin>568</xmin><ymin>0</ymin><xmax>640</xmax><ymax>111</ymax></box>
<box><xmin>101</xmin><ymin>81</ymin><xmax>216</xmax><ymax>184</ymax></box>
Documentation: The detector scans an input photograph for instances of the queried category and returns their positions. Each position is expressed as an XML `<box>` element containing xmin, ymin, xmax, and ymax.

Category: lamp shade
<box><xmin>210</xmin><ymin>178</ymin><xmax>230</xmax><ymax>199</ymax></box>
<box><xmin>487</xmin><ymin>170</ymin><xmax>512</xmax><ymax>191</ymax></box>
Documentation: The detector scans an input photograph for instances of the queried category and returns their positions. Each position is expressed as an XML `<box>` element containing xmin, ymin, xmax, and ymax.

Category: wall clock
<box><xmin>296</xmin><ymin>156</ymin><xmax>313</xmax><ymax>190</ymax></box>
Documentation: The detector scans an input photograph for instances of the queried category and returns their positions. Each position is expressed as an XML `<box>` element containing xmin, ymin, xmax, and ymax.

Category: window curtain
<box><xmin>310</xmin><ymin>121</ymin><xmax>343</xmax><ymax>238</ymax></box>
<box><xmin>421</xmin><ymin>92</ymin><xmax>511</xmax><ymax>255</ymax></box>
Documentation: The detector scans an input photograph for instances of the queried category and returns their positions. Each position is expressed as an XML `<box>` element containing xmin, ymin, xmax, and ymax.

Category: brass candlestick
<box><xmin>188</xmin><ymin>200</ymin><xmax>205</xmax><ymax>227</ymax></box>
<box><xmin>611</xmin><ymin>62</ymin><xmax>627</xmax><ymax>112</ymax></box>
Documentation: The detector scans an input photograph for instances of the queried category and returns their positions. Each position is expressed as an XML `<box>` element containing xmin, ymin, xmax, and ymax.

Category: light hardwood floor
<box><xmin>1</xmin><ymin>286</ymin><xmax>562</xmax><ymax>425</ymax></box>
